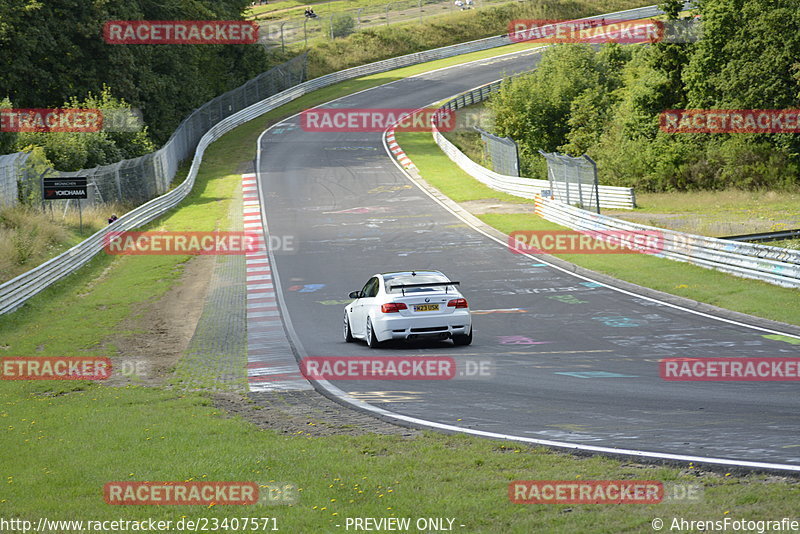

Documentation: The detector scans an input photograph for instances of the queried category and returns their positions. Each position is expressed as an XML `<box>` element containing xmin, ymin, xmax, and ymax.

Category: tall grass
<box><xmin>306</xmin><ymin>0</ymin><xmax>655</xmax><ymax>76</ymax></box>
<box><xmin>0</xmin><ymin>203</ymin><xmax>128</xmax><ymax>283</ymax></box>
<box><xmin>441</xmin><ymin>101</ymin><xmax>492</xmax><ymax>163</ymax></box>
<box><xmin>610</xmin><ymin>190</ymin><xmax>800</xmax><ymax>237</ymax></box>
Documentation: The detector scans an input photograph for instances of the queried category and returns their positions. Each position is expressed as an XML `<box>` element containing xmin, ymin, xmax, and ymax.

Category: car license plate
<box><xmin>414</xmin><ymin>304</ymin><xmax>439</xmax><ymax>312</ymax></box>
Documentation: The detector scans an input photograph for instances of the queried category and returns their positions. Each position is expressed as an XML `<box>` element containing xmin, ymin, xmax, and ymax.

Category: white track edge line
<box><xmin>253</xmin><ymin>42</ymin><xmax>800</xmax><ymax>473</ymax></box>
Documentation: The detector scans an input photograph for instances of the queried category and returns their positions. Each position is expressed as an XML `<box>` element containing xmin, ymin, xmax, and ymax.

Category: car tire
<box><xmin>343</xmin><ymin>312</ymin><xmax>354</xmax><ymax>343</ymax></box>
<box><xmin>366</xmin><ymin>318</ymin><xmax>380</xmax><ymax>348</ymax></box>
<box><xmin>453</xmin><ymin>328</ymin><xmax>473</xmax><ymax>346</ymax></box>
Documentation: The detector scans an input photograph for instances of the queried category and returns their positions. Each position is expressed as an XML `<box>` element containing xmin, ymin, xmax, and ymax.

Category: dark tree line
<box><xmin>0</xmin><ymin>0</ymin><xmax>271</xmax><ymax>169</ymax></box>
<box><xmin>489</xmin><ymin>0</ymin><xmax>800</xmax><ymax>191</ymax></box>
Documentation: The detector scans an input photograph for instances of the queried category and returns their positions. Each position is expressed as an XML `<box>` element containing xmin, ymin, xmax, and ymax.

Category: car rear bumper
<box><xmin>372</xmin><ymin>312</ymin><xmax>471</xmax><ymax>342</ymax></box>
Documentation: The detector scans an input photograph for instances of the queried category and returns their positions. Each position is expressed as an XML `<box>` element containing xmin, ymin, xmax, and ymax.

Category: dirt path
<box><xmin>102</xmin><ymin>255</ymin><xmax>216</xmax><ymax>387</ymax></box>
<box><xmin>247</xmin><ymin>0</ymin><xmax>350</xmax><ymax>20</ymax></box>
<box><xmin>459</xmin><ymin>198</ymin><xmax>536</xmax><ymax>214</ymax></box>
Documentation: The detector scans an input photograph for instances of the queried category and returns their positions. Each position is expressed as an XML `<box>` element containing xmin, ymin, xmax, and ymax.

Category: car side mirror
<box><xmin>349</xmin><ymin>291</ymin><xmax>362</xmax><ymax>299</ymax></box>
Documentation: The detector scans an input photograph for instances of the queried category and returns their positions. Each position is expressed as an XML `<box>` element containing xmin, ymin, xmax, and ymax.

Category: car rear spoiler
<box><xmin>389</xmin><ymin>281</ymin><xmax>460</xmax><ymax>296</ymax></box>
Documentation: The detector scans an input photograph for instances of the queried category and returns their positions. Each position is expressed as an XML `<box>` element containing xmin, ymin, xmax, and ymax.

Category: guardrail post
<box><xmin>385</xmin><ymin>3</ymin><xmax>391</xmax><ymax>25</ymax></box>
<box><xmin>37</xmin><ymin>168</ymin><xmax>49</xmax><ymax>214</ymax></box>
<box><xmin>583</xmin><ymin>154</ymin><xmax>600</xmax><ymax>214</ymax></box>
<box><xmin>114</xmin><ymin>161</ymin><xmax>123</xmax><ymax>201</ymax></box>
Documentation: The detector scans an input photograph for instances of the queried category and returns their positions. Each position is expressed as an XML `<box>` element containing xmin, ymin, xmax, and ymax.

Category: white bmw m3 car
<box><xmin>343</xmin><ymin>270</ymin><xmax>472</xmax><ymax>347</ymax></box>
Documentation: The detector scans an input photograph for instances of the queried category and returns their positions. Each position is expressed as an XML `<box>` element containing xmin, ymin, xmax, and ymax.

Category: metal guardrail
<box><xmin>0</xmin><ymin>3</ymin><xmax>682</xmax><ymax>315</ymax></box>
<box><xmin>432</xmin><ymin>80</ymin><xmax>637</xmax><ymax>209</ymax></box>
<box><xmin>722</xmin><ymin>229</ymin><xmax>800</xmax><ymax>244</ymax></box>
<box><xmin>534</xmin><ymin>196</ymin><xmax>800</xmax><ymax>288</ymax></box>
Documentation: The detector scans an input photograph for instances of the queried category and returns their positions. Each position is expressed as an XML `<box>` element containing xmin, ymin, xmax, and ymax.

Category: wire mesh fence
<box><xmin>0</xmin><ymin>152</ymin><xmax>27</xmax><ymax>207</ymax></box>
<box><xmin>0</xmin><ymin>55</ymin><xmax>306</xmax><ymax>211</ymax></box>
<box><xmin>539</xmin><ymin>151</ymin><xmax>600</xmax><ymax>213</ymax></box>
<box><xmin>475</xmin><ymin>126</ymin><xmax>520</xmax><ymax>176</ymax></box>
<box><xmin>436</xmin><ymin>78</ymin><xmax>619</xmax><ymax>209</ymax></box>
<box><xmin>252</xmin><ymin>0</ymin><xmax>515</xmax><ymax>49</ymax></box>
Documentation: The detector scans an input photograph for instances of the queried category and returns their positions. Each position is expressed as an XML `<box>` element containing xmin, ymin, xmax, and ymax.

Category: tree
<box><xmin>0</xmin><ymin>98</ymin><xmax>17</xmax><ymax>155</ymax></box>
<box><xmin>13</xmin><ymin>87</ymin><xmax>156</xmax><ymax>170</ymax></box>
<box><xmin>0</xmin><ymin>0</ymin><xmax>270</xmax><ymax>145</ymax></box>
<box><xmin>489</xmin><ymin>44</ymin><xmax>606</xmax><ymax>171</ymax></box>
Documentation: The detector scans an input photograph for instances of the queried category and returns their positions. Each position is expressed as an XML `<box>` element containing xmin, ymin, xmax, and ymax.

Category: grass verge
<box><xmin>609</xmin><ymin>190</ymin><xmax>800</xmax><ymax>239</ymax></box>
<box><xmin>2</xmin><ymin>382</ymin><xmax>799</xmax><ymax>530</ymax></box>
<box><xmin>0</xmin><ymin>203</ymin><xmax>129</xmax><ymax>284</ymax></box>
<box><xmin>0</xmin><ymin>31</ymin><xmax>558</xmax><ymax>352</ymax></box>
<box><xmin>395</xmin><ymin>128</ymin><xmax>800</xmax><ymax>326</ymax></box>
<box><xmin>258</xmin><ymin>0</ymin><xmax>657</xmax><ymax>77</ymax></box>
<box><xmin>0</xmin><ymin>33</ymin><xmax>797</xmax><ymax>532</ymax></box>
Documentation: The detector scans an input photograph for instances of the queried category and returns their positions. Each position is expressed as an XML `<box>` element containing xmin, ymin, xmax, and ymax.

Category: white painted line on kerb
<box><xmin>255</xmin><ymin>39</ymin><xmax>800</xmax><ymax>472</ymax></box>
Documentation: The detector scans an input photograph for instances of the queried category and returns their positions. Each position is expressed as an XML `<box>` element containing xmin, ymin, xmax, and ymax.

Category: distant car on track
<box><xmin>343</xmin><ymin>271</ymin><xmax>472</xmax><ymax>347</ymax></box>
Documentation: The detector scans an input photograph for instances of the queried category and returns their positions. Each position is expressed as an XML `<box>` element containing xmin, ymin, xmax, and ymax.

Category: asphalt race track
<box><xmin>255</xmin><ymin>48</ymin><xmax>800</xmax><ymax>468</ymax></box>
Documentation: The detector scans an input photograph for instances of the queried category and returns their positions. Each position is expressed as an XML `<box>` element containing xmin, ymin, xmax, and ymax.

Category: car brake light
<box><xmin>381</xmin><ymin>302</ymin><xmax>408</xmax><ymax>313</ymax></box>
<box><xmin>447</xmin><ymin>298</ymin><xmax>468</xmax><ymax>308</ymax></box>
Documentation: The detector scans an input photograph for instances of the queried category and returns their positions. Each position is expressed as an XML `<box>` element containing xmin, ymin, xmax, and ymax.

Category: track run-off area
<box><xmin>252</xmin><ymin>45</ymin><xmax>800</xmax><ymax>472</ymax></box>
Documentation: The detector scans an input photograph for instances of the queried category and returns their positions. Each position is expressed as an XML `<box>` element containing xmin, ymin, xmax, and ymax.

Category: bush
<box><xmin>16</xmin><ymin>145</ymin><xmax>51</xmax><ymax>206</ymax></box>
<box><xmin>330</xmin><ymin>14</ymin><xmax>356</xmax><ymax>39</ymax></box>
<box><xmin>12</xmin><ymin>88</ymin><xmax>156</xmax><ymax>171</ymax></box>
<box><xmin>0</xmin><ymin>97</ymin><xmax>17</xmax><ymax>155</ymax></box>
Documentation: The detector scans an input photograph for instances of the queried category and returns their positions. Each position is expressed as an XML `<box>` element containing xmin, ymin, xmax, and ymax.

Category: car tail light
<box><xmin>447</xmin><ymin>298</ymin><xmax>468</xmax><ymax>309</ymax></box>
<box><xmin>381</xmin><ymin>302</ymin><xmax>408</xmax><ymax>313</ymax></box>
